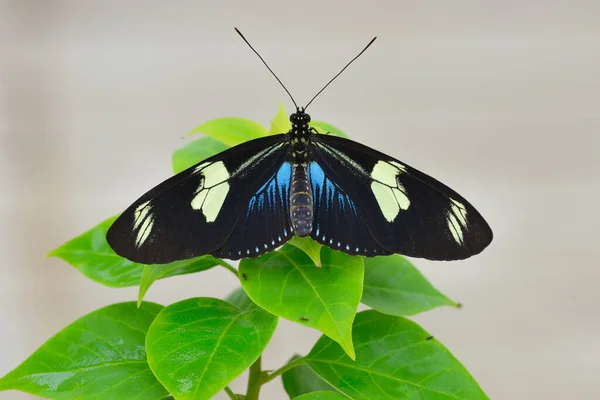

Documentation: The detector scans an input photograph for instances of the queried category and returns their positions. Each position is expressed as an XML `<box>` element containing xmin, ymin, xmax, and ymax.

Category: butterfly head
<box><xmin>290</xmin><ymin>107</ymin><xmax>311</xmax><ymax>129</ymax></box>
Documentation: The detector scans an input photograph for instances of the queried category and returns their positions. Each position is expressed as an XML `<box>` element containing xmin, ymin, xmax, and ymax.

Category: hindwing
<box><xmin>307</xmin><ymin>161</ymin><xmax>391</xmax><ymax>256</ymax></box>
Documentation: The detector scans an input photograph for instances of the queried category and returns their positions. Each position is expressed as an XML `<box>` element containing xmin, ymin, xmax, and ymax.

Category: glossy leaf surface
<box><xmin>48</xmin><ymin>216</ymin><xmax>144</xmax><ymax>287</ymax></box>
<box><xmin>287</xmin><ymin>236</ymin><xmax>323</xmax><ymax>268</ymax></box>
<box><xmin>137</xmin><ymin>256</ymin><xmax>223</xmax><ymax>306</ymax></box>
<box><xmin>145</xmin><ymin>295</ymin><xmax>277</xmax><ymax>400</ymax></box>
<box><xmin>282</xmin><ymin>355</ymin><xmax>335</xmax><ymax>398</ymax></box>
<box><xmin>187</xmin><ymin>117</ymin><xmax>267</xmax><ymax>146</ymax></box>
<box><xmin>362</xmin><ymin>255</ymin><xmax>458</xmax><ymax>316</ymax></box>
<box><xmin>172</xmin><ymin>136</ymin><xmax>229</xmax><ymax>174</ymax></box>
<box><xmin>269</xmin><ymin>102</ymin><xmax>292</xmax><ymax>134</ymax></box>
<box><xmin>0</xmin><ymin>302</ymin><xmax>166</xmax><ymax>400</ymax></box>
<box><xmin>240</xmin><ymin>245</ymin><xmax>363</xmax><ymax>359</ymax></box>
<box><xmin>307</xmin><ymin>310</ymin><xmax>489</xmax><ymax>400</ymax></box>
<box><xmin>310</xmin><ymin>121</ymin><xmax>349</xmax><ymax>138</ymax></box>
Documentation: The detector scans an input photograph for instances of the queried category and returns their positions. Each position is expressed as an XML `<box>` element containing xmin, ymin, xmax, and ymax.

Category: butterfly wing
<box><xmin>210</xmin><ymin>160</ymin><xmax>294</xmax><ymax>260</ymax></box>
<box><xmin>307</xmin><ymin>161</ymin><xmax>391</xmax><ymax>256</ymax></box>
<box><xmin>309</xmin><ymin>134</ymin><xmax>493</xmax><ymax>260</ymax></box>
<box><xmin>107</xmin><ymin>134</ymin><xmax>291</xmax><ymax>264</ymax></box>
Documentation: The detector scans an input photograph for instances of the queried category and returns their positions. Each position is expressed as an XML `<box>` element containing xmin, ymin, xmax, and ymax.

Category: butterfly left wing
<box><xmin>107</xmin><ymin>134</ymin><xmax>291</xmax><ymax>264</ymax></box>
<box><xmin>309</xmin><ymin>134</ymin><xmax>493</xmax><ymax>260</ymax></box>
<box><xmin>307</xmin><ymin>161</ymin><xmax>392</xmax><ymax>256</ymax></box>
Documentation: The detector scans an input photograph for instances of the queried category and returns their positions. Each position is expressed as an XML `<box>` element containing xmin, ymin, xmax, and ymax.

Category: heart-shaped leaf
<box><xmin>172</xmin><ymin>136</ymin><xmax>229</xmax><ymax>174</ymax></box>
<box><xmin>48</xmin><ymin>216</ymin><xmax>144</xmax><ymax>287</ymax></box>
<box><xmin>282</xmin><ymin>355</ymin><xmax>335</xmax><ymax>398</ymax></box>
<box><xmin>294</xmin><ymin>392</ymin><xmax>349</xmax><ymax>400</ymax></box>
<box><xmin>240</xmin><ymin>245</ymin><xmax>363</xmax><ymax>360</ymax></box>
<box><xmin>306</xmin><ymin>310</ymin><xmax>489</xmax><ymax>400</ymax></box>
<box><xmin>137</xmin><ymin>256</ymin><xmax>224</xmax><ymax>306</ymax></box>
<box><xmin>0</xmin><ymin>302</ymin><xmax>166</xmax><ymax>400</ymax></box>
<box><xmin>145</xmin><ymin>294</ymin><xmax>277</xmax><ymax>400</ymax></box>
<box><xmin>270</xmin><ymin>102</ymin><xmax>292</xmax><ymax>134</ymax></box>
<box><xmin>362</xmin><ymin>255</ymin><xmax>459</xmax><ymax>316</ymax></box>
<box><xmin>187</xmin><ymin>117</ymin><xmax>267</xmax><ymax>146</ymax></box>
<box><xmin>310</xmin><ymin>121</ymin><xmax>348</xmax><ymax>138</ymax></box>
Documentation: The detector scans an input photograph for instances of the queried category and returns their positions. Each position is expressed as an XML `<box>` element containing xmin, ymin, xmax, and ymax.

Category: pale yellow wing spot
<box><xmin>189</xmin><ymin>161</ymin><xmax>231</xmax><ymax>222</ymax></box>
<box><xmin>135</xmin><ymin>215</ymin><xmax>154</xmax><ymax>247</ymax></box>
<box><xmin>371</xmin><ymin>181</ymin><xmax>400</xmax><ymax>222</ymax></box>
<box><xmin>202</xmin><ymin>183</ymin><xmax>230</xmax><ymax>222</ymax></box>
<box><xmin>190</xmin><ymin>190</ymin><xmax>208</xmax><ymax>210</ymax></box>
<box><xmin>370</xmin><ymin>160</ymin><xmax>411</xmax><ymax>220</ymax></box>
<box><xmin>133</xmin><ymin>201</ymin><xmax>151</xmax><ymax>230</ymax></box>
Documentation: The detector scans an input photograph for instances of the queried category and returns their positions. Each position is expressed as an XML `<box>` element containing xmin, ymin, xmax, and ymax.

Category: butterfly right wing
<box><xmin>107</xmin><ymin>134</ymin><xmax>290</xmax><ymax>264</ymax></box>
<box><xmin>211</xmin><ymin>160</ymin><xmax>294</xmax><ymax>260</ymax></box>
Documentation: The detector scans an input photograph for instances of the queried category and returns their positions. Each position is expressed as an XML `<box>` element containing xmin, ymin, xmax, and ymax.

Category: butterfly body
<box><xmin>288</xmin><ymin>109</ymin><xmax>315</xmax><ymax>236</ymax></box>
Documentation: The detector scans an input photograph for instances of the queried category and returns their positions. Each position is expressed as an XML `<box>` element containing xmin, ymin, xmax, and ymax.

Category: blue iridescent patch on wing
<box><xmin>308</xmin><ymin>161</ymin><xmax>325</xmax><ymax>186</ymax></box>
<box><xmin>246</xmin><ymin>162</ymin><xmax>291</xmax><ymax>217</ymax></box>
<box><xmin>308</xmin><ymin>161</ymin><xmax>358</xmax><ymax>235</ymax></box>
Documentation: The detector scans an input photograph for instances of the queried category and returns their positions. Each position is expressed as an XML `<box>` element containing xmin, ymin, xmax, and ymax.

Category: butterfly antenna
<box><xmin>235</xmin><ymin>27</ymin><xmax>298</xmax><ymax>110</ymax></box>
<box><xmin>305</xmin><ymin>36</ymin><xmax>377</xmax><ymax>110</ymax></box>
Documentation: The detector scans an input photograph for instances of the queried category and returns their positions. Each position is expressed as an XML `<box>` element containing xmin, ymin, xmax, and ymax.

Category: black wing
<box><xmin>107</xmin><ymin>134</ymin><xmax>292</xmax><ymax>264</ymax></box>
<box><xmin>308</xmin><ymin>134</ymin><xmax>493</xmax><ymax>260</ymax></box>
<box><xmin>210</xmin><ymin>160</ymin><xmax>293</xmax><ymax>260</ymax></box>
<box><xmin>307</xmin><ymin>161</ymin><xmax>391</xmax><ymax>257</ymax></box>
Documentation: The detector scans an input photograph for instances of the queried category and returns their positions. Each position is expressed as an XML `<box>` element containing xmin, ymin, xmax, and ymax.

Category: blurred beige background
<box><xmin>1</xmin><ymin>1</ymin><xmax>599</xmax><ymax>399</ymax></box>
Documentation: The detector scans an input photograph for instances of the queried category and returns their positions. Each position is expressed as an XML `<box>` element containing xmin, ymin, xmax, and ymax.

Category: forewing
<box><xmin>307</xmin><ymin>161</ymin><xmax>391</xmax><ymax>256</ymax></box>
<box><xmin>309</xmin><ymin>134</ymin><xmax>493</xmax><ymax>260</ymax></box>
<box><xmin>107</xmin><ymin>134</ymin><xmax>290</xmax><ymax>264</ymax></box>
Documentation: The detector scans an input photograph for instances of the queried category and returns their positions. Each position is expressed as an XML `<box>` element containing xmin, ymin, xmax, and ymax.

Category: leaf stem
<box><xmin>245</xmin><ymin>356</ymin><xmax>263</xmax><ymax>400</ymax></box>
<box><xmin>224</xmin><ymin>386</ymin><xmax>237</xmax><ymax>400</ymax></box>
<box><xmin>262</xmin><ymin>356</ymin><xmax>306</xmax><ymax>383</ymax></box>
<box><xmin>219</xmin><ymin>260</ymin><xmax>239</xmax><ymax>277</ymax></box>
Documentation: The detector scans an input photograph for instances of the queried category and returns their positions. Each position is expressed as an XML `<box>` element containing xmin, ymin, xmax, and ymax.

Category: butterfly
<box><xmin>106</xmin><ymin>29</ymin><xmax>493</xmax><ymax>264</ymax></box>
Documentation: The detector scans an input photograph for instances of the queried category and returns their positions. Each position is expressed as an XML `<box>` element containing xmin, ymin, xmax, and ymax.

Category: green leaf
<box><xmin>145</xmin><ymin>295</ymin><xmax>277</xmax><ymax>400</ymax></box>
<box><xmin>294</xmin><ymin>392</ymin><xmax>349</xmax><ymax>400</ymax></box>
<box><xmin>137</xmin><ymin>256</ymin><xmax>223</xmax><ymax>306</ymax></box>
<box><xmin>287</xmin><ymin>236</ymin><xmax>323</xmax><ymax>268</ymax></box>
<box><xmin>306</xmin><ymin>310</ymin><xmax>489</xmax><ymax>400</ymax></box>
<box><xmin>225</xmin><ymin>287</ymin><xmax>253</xmax><ymax>308</ymax></box>
<box><xmin>310</xmin><ymin>121</ymin><xmax>348</xmax><ymax>138</ymax></box>
<box><xmin>48</xmin><ymin>216</ymin><xmax>144</xmax><ymax>288</ymax></box>
<box><xmin>0</xmin><ymin>302</ymin><xmax>167</xmax><ymax>400</ymax></box>
<box><xmin>270</xmin><ymin>102</ymin><xmax>291</xmax><ymax>134</ymax></box>
<box><xmin>50</xmin><ymin>217</ymin><xmax>223</xmax><ymax>290</ymax></box>
<box><xmin>187</xmin><ymin>117</ymin><xmax>267</xmax><ymax>146</ymax></box>
<box><xmin>362</xmin><ymin>255</ymin><xmax>459</xmax><ymax>316</ymax></box>
<box><xmin>282</xmin><ymin>355</ymin><xmax>335</xmax><ymax>398</ymax></box>
<box><xmin>240</xmin><ymin>245</ymin><xmax>363</xmax><ymax>360</ymax></box>
<box><xmin>172</xmin><ymin>136</ymin><xmax>229</xmax><ymax>174</ymax></box>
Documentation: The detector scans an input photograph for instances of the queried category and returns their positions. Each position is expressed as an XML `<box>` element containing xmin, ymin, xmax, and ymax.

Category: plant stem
<box><xmin>219</xmin><ymin>261</ymin><xmax>239</xmax><ymax>277</ymax></box>
<box><xmin>224</xmin><ymin>386</ymin><xmax>237</xmax><ymax>400</ymax></box>
<box><xmin>245</xmin><ymin>356</ymin><xmax>263</xmax><ymax>400</ymax></box>
<box><xmin>262</xmin><ymin>356</ymin><xmax>306</xmax><ymax>383</ymax></box>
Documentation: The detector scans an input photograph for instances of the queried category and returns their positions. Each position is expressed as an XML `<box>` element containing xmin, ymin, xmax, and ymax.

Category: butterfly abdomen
<box><xmin>290</xmin><ymin>165</ymin><xmax>313</xmax><ymax>236</ymax></box>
